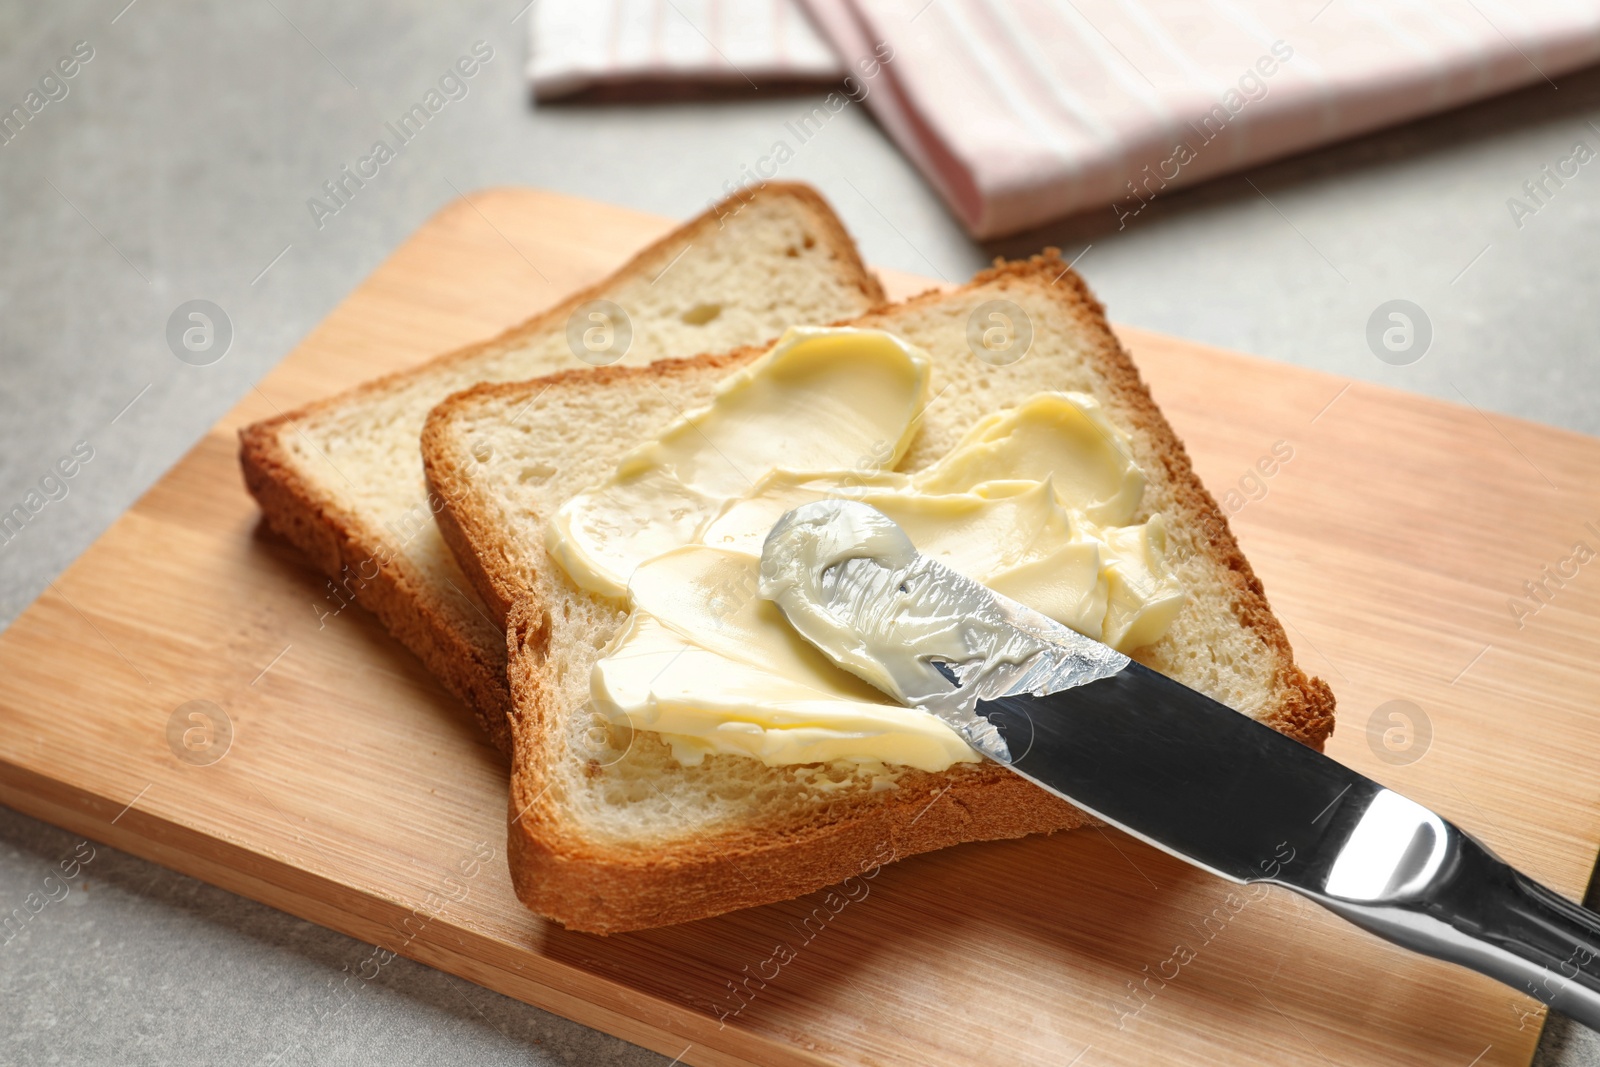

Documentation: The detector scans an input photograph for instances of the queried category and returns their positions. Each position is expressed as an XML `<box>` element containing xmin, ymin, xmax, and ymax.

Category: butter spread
<box><xmin>546</xmin><ymin>326</ymin><xmax>932</xmax><ymax>597</ymax></box>
<box><xmin>544</xmin><ymin>326</ymin><xmax>1187</xmax><ymax>772</ymax></box>
<box><xmin>913</xmin><ymin>393</ymin><xmax>1146</xmax><ymax>526</ymax></box>
<box><xmin>594</xmin><ymin>547</ymin><xmax>979</xmax><ymax>769</ymax></box>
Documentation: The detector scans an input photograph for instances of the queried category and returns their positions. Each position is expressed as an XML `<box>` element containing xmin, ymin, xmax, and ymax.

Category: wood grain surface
<box><xmin>3</xmin><ymin>187</ymin><xmax>1599</xmax><ymax>1067</ymax></box>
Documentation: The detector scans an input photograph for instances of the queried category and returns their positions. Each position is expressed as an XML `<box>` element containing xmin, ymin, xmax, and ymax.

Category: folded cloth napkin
<box><xmin>529</xmin><ymin>0</ymin><xmax>843</xmax><ymax>99</ymax></box>
<box><xmin>805</xmin><ymin>0</ymin><xmax>1600</xmax><ymax>237</ymax></box>
<box><xmin>533</xmin><ymin>0</ymin><xmax>1600</xmax><ymax>238</ymax></box>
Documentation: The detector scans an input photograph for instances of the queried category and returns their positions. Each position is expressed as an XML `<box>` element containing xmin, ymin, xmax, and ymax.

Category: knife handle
<box><xmin>1295</xmin><ymin>819</ymin><xmax>1600</xmax><ymax>1030</ymax></box>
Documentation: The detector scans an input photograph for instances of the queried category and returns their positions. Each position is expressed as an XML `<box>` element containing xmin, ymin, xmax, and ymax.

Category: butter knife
<box><xmin>760</xmin><ymin>499</ymin><xmax>1600</xmax><ymax>1030</ymax></box>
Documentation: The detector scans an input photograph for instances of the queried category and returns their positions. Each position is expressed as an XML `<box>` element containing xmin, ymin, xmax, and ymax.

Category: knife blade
<box><xmin>759</xmin><ymin>498</ymin><xmax>1600</xmax><ymax>1029</ymax></box>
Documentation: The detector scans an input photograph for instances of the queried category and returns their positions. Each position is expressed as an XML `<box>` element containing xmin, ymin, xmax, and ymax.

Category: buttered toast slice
<box><xmin>423</xmin><ymin>253</ymin><xmax>1335</xmax><ymax>933</ymax></box>
<box><xmin>239</xmin><ymin>184</ymin><xmax>884</xmax><ymax>754</ymax></box>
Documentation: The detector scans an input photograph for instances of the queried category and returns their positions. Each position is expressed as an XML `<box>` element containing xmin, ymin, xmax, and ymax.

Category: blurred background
<box><xmin>3</xmin><ymin>1</ymin><xmax>1599</xmax><ymax>1063</ymax></box>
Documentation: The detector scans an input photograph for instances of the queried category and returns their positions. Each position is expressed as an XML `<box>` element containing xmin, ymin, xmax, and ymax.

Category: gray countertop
<box><xmin>2</xmin><ymin>1</ymin><xmax>1597</xmax><ymax>1063</ymax></box>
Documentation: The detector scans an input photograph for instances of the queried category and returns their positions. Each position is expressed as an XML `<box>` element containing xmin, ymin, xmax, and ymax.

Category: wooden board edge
<box><xmin>0</xmin><ymin>756</ymin><xmax>836</xmax><ymax>1067</ymax></box>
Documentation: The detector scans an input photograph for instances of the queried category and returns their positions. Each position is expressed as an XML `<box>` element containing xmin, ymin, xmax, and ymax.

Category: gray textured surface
<box><xmin>1</xmin><ymin>0</ymin><xmax>1597</xmax><ymax>1063</ymax></box>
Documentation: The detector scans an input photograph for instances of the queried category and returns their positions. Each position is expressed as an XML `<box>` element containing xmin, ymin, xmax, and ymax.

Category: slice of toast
<box><xmin>423</xmin><ymin>253</ymin><xmax>1336</xmax><ymax>933</ymax></box>
<box><xmin>238</xmin><ymin>184</ymin><xmax>885</xmax><ymax>754</ymax></box>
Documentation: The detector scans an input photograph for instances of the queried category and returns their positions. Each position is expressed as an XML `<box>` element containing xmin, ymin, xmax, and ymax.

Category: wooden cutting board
<box><xmin>4</xmin><ymin>187</ymin><xmax>1599</xmax><ymax>1067</ymax></box>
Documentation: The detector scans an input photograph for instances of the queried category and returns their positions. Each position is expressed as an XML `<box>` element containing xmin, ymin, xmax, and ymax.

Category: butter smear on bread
<box><xmin>544</xmin><ymin>327</ymin><xmax>1187</xmax><ymax>772</ymax></box>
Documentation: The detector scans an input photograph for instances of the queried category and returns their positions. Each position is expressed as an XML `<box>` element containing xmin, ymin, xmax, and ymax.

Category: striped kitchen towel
<box><xmin>532</xmin><ymin>0</ymin><xmax>1600</xmax><ymax>238</ymax></box>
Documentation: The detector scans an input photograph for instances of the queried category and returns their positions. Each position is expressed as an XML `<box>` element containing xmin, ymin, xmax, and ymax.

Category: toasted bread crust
<box><xmin>486</xmin><ymin>251</ymin><xmax>1336</xmax><ymax>934</ymax></box>
<box><xmin>238</xmin><ymin>183</ymin><xmax>885</xmax><ymax>757</ymax></box>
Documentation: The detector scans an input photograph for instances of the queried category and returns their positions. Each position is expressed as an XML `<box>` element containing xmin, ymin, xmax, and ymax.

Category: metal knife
<box><xmin>759</xmin><ymin>499</ymin><xmax>1600</xmax><ymax>1030</ymax></box>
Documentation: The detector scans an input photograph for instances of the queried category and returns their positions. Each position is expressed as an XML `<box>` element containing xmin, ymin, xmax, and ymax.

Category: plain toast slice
<box><xmin>424</xmin><ymin>253</ymin><xmax>1336</xmax><ymax>933</ymax></box>
<box><xmin>239</xmin><ymin>184</ymin><xmax>884</xmax><ymax>754</ymax></box>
